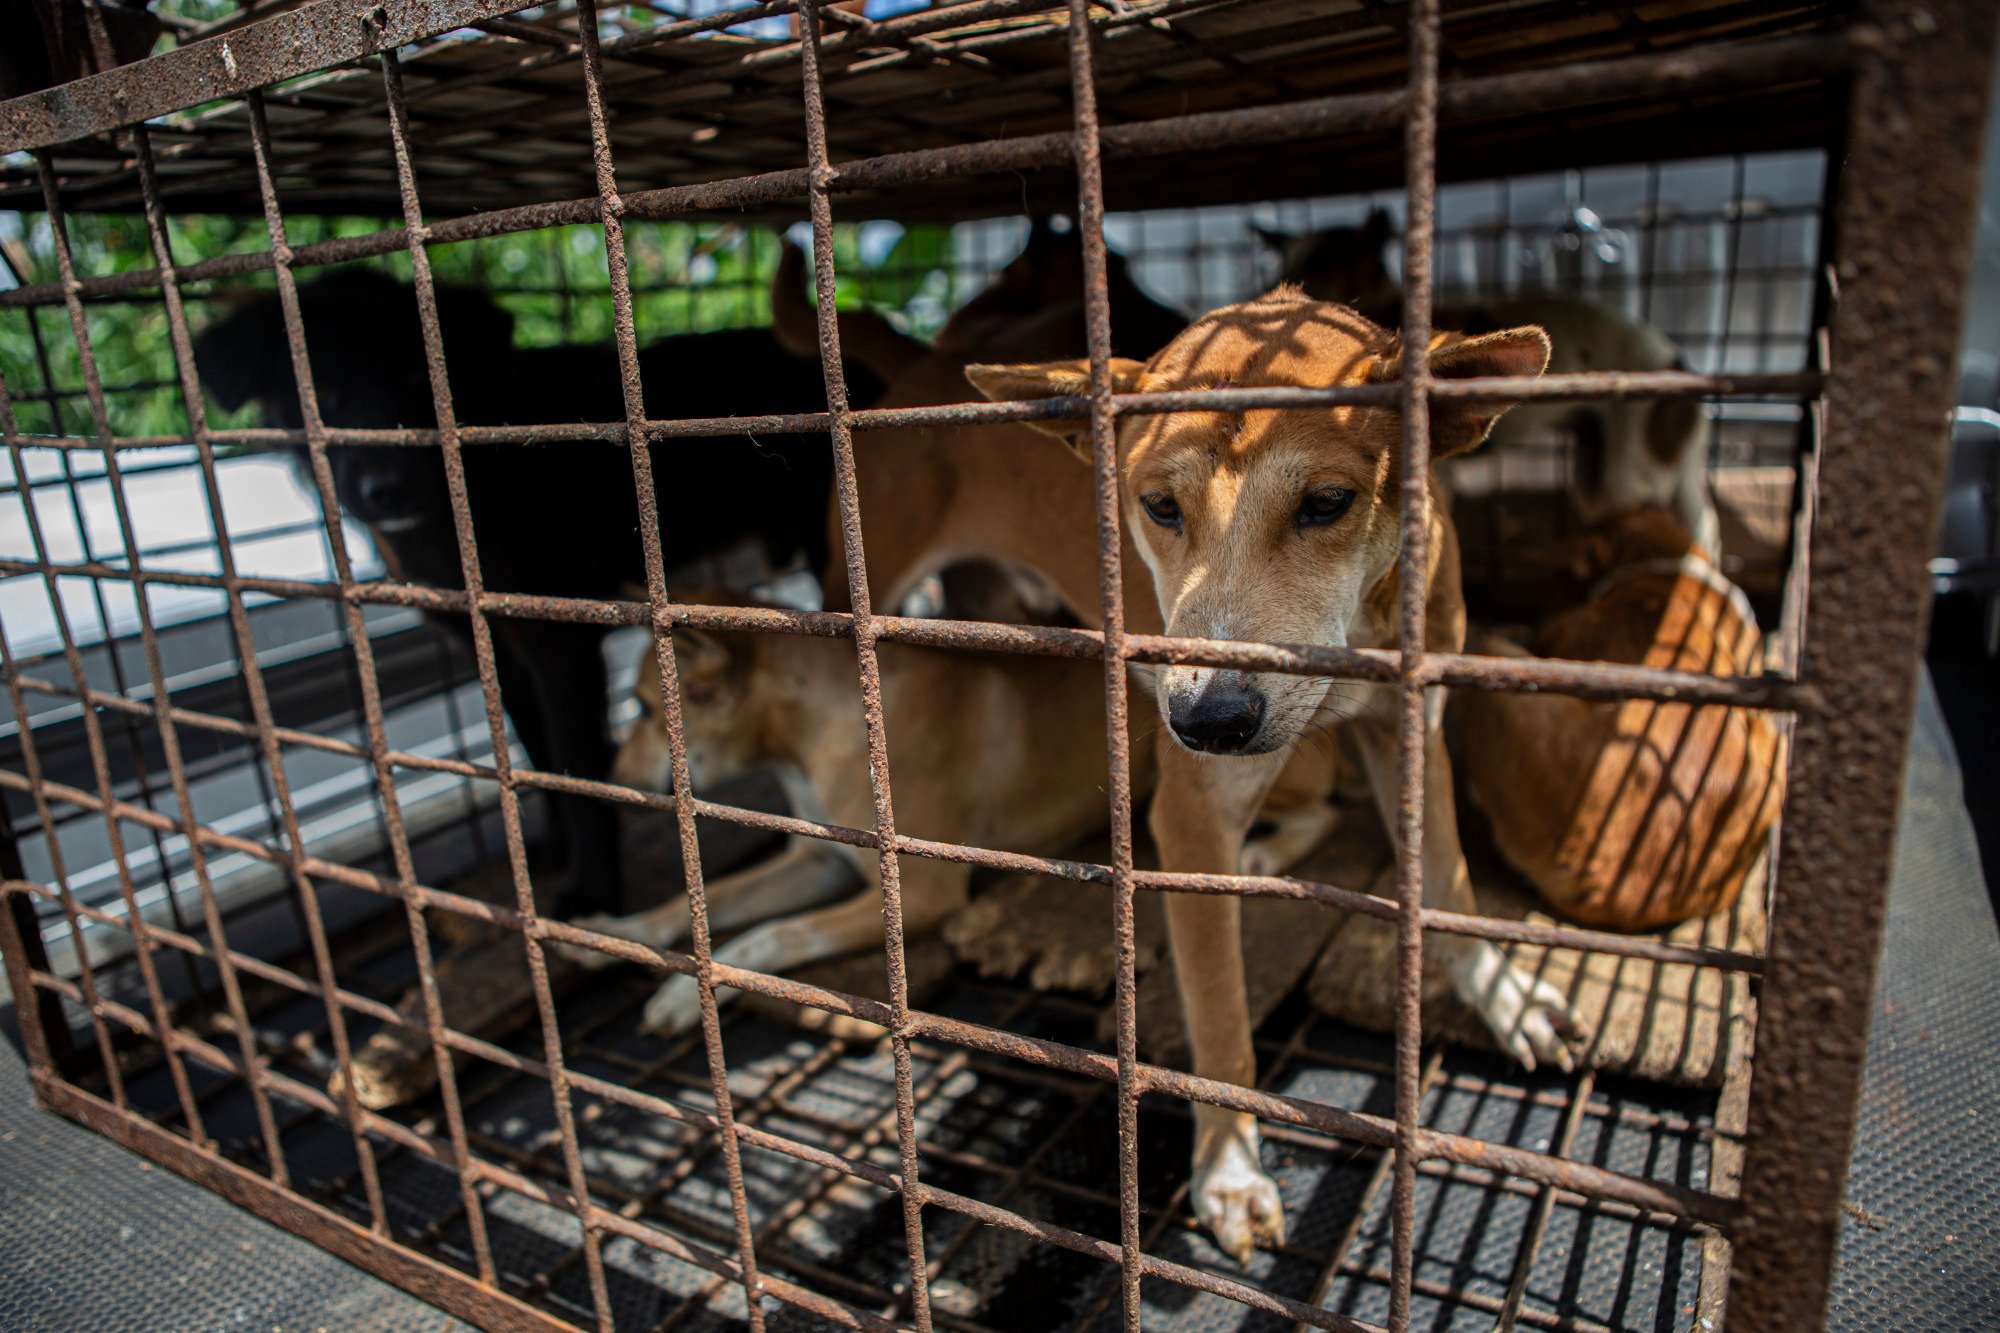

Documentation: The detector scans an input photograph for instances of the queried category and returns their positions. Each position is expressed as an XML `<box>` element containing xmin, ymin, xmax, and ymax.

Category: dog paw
<box><xmin>641</xmin><ymin>975</ymin><xmax>706</xmax><ymax>1037</ymax></box>
<box><xmin>552</xmin><ymin>914</ymin><xmax>634</xmax><ymax>972</ymax></box>
<box><xmin>1192</xmin><ymin>1134</ymin><xmax>1285</xmax><ymax>1265</ymax></box>
<box><xmin>1453</xmin><ymin>942</ymin><xmax>1585</xmax><ymax>1073</ymax></box>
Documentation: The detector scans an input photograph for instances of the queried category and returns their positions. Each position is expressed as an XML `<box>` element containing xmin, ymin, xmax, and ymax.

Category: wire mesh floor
<box><xmin>86</xmin><ymin>915</ymin><xmax>1718</xmax><ymax>1333</ymax></box>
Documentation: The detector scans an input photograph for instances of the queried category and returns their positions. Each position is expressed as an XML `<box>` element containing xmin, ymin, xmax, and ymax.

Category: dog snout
<box><xmin>1166</xmin><ymin>670</ymin><xmax>1267</xmax><ymax>755</ymax></box>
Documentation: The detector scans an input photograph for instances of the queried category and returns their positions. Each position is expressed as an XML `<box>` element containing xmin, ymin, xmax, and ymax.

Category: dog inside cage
<box><xmin>0</xmin><ymin>2</ymin><xmax>1992</xmax><ymax>1332</ymax></box>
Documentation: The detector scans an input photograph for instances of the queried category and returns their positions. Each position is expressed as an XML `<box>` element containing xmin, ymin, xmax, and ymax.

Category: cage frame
<box><xmin>0</xmin><ymin>1</ymin><xmax>1994</xmax><ymax>1330</ymax></box>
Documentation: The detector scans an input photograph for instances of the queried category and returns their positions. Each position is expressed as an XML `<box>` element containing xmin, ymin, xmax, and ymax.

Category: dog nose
<box><xmin>353</xmin><ymin>467</ymin><xmax>401</xmax><ymax>522</ymax></box>
<box><xmin>1168</xmin><ymin>674</ymin><xmax>1266</xmax><ymax>754</ymax></box>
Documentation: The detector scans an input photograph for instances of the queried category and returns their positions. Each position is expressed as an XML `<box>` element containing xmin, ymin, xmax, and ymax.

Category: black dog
<box><xmin>195</xmin><ymin>269</ymin><xmax>883</xmax><ymax>916</ymax></box>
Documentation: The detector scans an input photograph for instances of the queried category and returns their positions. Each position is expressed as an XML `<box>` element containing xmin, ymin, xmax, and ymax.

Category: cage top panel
<box><xmin>5</xmin><ymin>0</ymin><xmax>1849</xmax><ymax>222</ymax></box>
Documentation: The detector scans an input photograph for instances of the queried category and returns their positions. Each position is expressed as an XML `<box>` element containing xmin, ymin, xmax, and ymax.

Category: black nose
<box><xmin>353</xmin><ymin>466</ymin><xmax>401</xmax><ymax>521</ymax></box>
<box><xmin>1168</xmin><ymin>674</ymin><xmax>1266</xmax><ymax>754</ymax></box>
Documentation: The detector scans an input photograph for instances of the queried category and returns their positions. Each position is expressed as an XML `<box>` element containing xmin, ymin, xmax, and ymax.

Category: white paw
<box><xmin>1237</xmin><ymin>840</ymin><xmax>1286</xmax><ymax>879</ymax></box>
<box><xmin>1452</xmin><ymin>942</ymin><xmax>1584</xmax><ymax>1072</ymax></box>
<box><xmin>553</xmin><ymin>913</ymin><xmax>639</xmax><ymax>972</ymax></box>
<box><xmin>1191</xmin><ymin>1132</ymin><xmax>1285</xmax><ymax>1265</ymax></box>
<box><xmin>641</xmin><ymin>975</ymin><xmax>706</xmax><ymax>1037</ymax></box>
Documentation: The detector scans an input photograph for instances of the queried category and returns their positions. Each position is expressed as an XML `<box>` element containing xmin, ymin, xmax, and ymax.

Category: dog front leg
<box><xmin>558</xmin><ymin>836</ymin><xmax>860</xmax><ymax>970</ymax></box>
<box><xmin>1152</xmin><ymin>745</ymin><xmax>1288</xmax><ymax>1264</ymax></box>
<box><xmin>639</xmin><ymin>858</ymin><xmax>969</xmax><ymax>1036</ymax></box>
<box><xmin>496</xmin><ymin>620</ymin><xmax>621</xmax><ymax>917</ymax></box>
<box><xmin>1349</xmin><ymin>709</ymin><xmax>1581</xmax><ymax>1070</ymax></box>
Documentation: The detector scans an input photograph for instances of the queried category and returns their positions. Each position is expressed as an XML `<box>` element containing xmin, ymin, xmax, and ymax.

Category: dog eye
<box><xmin>1140</xmin><ymin>491</ymin><xmax>1183</xmax><ymax>532</ymax></box>
<box><xmin>1297</xmin><ymin>487</ymin><xmax>1355</xmax><ymax>528</ymax></box>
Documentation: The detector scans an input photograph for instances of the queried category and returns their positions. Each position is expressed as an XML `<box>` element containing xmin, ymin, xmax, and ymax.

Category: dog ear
<box><xmin>1250</xmin><ymin>224</ymin><xmax>1292</xmax><ymax>255</ymax></box>
<box><xmin>1361</xmin><ymin>208</ymin><xmax>1394</xmax><ymax>251</ymax></box>
<box><xmin>1373</xmin><ymin>325</ymin><xmax>1552</xmax><ymax>457</ymax></box>
<box><xmin>964</xmin><ymin>358</ymin><xmax>1147</xmax><ymax>461</ymax></box>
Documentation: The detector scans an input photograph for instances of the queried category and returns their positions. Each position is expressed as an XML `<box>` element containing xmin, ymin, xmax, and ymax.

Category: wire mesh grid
<box><xmin>0</xmin><ymin>1</ymin><xmax>1993</xmax><ymax>1331</ymax></box>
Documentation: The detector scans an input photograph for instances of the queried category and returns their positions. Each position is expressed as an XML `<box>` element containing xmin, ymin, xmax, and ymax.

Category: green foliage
<box><xmin>1</xmin><ymin>211</ymin><xmax>959</xmax><ymax>441</ymax></box>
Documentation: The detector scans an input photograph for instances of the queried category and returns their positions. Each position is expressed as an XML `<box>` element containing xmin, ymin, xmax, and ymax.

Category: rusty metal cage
<box><xmin>0</xmin><ymin>1</ymin><xmax>1993</xmax><ymax>1330</ymax></box>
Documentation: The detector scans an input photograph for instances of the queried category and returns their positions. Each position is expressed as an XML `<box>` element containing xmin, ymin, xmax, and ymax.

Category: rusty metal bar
<box><xmin>348</xmin><ymin>53</ymin><xmax>615</xmax><ymax>1321</ymax></box>
<box><xmin>567</xmin><ymin>1</ymin><xmax>766</xmax><ymax>1324</ymax></box>
<box><xmin>1491</xmin><ymin>1069</ymin><xmax>1596</xmax><ymax>1330</ymax></box>
<box><xmin>34</xmin><ymin>1079</ymin><xmax>573</xmax><ymax>1333</ymax></box>
<box><xmin>375</xmin><ymin>47</ymin><xmax>551</xmax><ymax>1287</ymax></box>
<box><xmin>45</xmin><ymin>124</ymin><xmax>298</xmax><ymax>1183</ymax></box>
<box><xmin>1388</xmin><ymin>0</ymin><xmax>1442</xmax><ymax>1323</ymax></box>
<box><xmin>0</xmin><ymin>562</ymin><xmax>1816</xmax><ymax>711</ymax></box>
<box><xmin>0</xmin><ymin>369</ymin><xmax>1824</xmax><ymax>441</ymax></box>
<box><xmin>1728</xmin><ymin>1</ymin><xmax>2000</xmax><ymax>1327</ymax></box>
<box><xmin>1060</xmin><ymin>0</ymin><xmax>1146</xmax><ymax>1325</ymax></box>
<box><xmin>3</xmin><ymin>867</ymin><xmax>1738</xmax><ymax>1241</ymax></box>
<box><xmin>22</xmin><ymin>153</ymin><xmax>209</xmax><ymax>1147</ymax></box>
<box><xmin>2</xmin><ymin>33</ymin><xmax>1852</xmax><ymax>309</ymax></box>
<box><xmin>0</xmin><ymin>412</ymin><xmax>129</xmax><ymax>1110</ymax></box>
<box><xmin>240</xmin><ymin>88</ymin><xmax>413</xmax><ymax>1238</ymax></box>
<box><xmin>0</xmin><ymin>755</ymin><xmax>1769</xmax><ymax>978</ymax></box>
<box><xmin>0</xmin><ymin>0</ymin><xmax>545</xmax><ymax>152</ymax></box>
<box><xmin>795</xmin><ymin>2</ymin><xmax>937</xmax><ymax>1325</ymax></box>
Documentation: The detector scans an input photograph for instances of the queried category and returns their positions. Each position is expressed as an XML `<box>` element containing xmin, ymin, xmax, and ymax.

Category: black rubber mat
<box><xmin>0</xmin><ymin>1012</ymin><xmax>471</xmax><ymax>1332</ymax></box>
<box><xmin>1827</xmin><ymin>674</ymin><xmax>2000</xmax><ymax>1331</ymax></box>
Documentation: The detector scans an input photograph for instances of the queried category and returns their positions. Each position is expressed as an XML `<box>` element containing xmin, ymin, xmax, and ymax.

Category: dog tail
<box><xmin>769</xmin><ymin>236</ymin><xmax>931</xmax><ymax>388</ymax></box>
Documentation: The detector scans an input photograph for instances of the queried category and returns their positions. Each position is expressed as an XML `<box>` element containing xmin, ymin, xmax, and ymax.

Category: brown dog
<box><xmin>970</xmin><ymin>288</ymin><xmax>1582</xmax><ymax>1262</ymax></box>
<box><xmin>1257</xmin><ymin>214</ymin><xmax>1719</xmax><ymax>554</ymax></box>
<box><xmin>1461</xmin><ymin>508</ymin><xmax>1785</xmax><ymax>930</ymax></box>
<box><xmin>563</xmin><ymin>607</ymin><xmax>1336</xmax><ymax>1033</ymax></box>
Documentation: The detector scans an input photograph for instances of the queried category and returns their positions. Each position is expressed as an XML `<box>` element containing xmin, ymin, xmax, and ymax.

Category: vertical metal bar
<box><xmin>793</xmin><ymin>4</ymin><xmax>934</xmax><ymax>1327</ymax></box>
<box><xmin>1729</xmin><ymin>2</ymin><xmax>1998</xmax><ymax>1327</ymax></box>
<box><xmin>28</xmin><ymin>153</ymin><xmax>208</xmax><ymax>1147</ymax></box>
<box><xmin>366</xmin><ymin>51</ymin><xmax>514</xmax><ymax>1284</ymax></box>
<box><xmin>568</xmin><ymin>3</ymin><xmax>762</xmax><ymax>1327</ymax></box>
<box><xmin>239</xmin><ymin>89</ymin><xmax>394</xmax><ymax>1239</ymax></box>
<box><xmin>0</xmin><ymin>383</ymin><xmax>126</xmax><ymax>1107</ymax></box>
<box><xmin>127</xmin><ymin>128</ymin><xmax>303</xmax><ymax>1179</ymax></box>
<box><xmin>239</xmin><ymin>54</ymin><xmax>617</xmax><ymax>1314</ymax></box>
<box><xmin>1389</xmin><ymin>1</ymin><xmax>1442</xmax><ymax>1329</ymax></box>
<box><xmin>1489</xmin><ymin>1069</ymin><xmax>1593</xmax><ymax>1332</ymax></box>
<box><xmin>49</xmin><ymin>127</ymin><xmax>296</xmax><ymax>1180</ymax></box>
<box><xmin>1061</xmin><ymin>2</ymin><xmax>1144</xmax><ymax>1327</ymax></box>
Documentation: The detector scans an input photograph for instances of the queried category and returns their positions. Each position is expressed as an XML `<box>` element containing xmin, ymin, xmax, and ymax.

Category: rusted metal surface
<box><xmin>1059</xmin><ymin>0</ymin><xmax>1146</xmax><ymax>1323</ymax></box>
<box><xmin>0</xmin><ymin>1</ymin><xmax>1989</xmax><ymax>1330</ymax></box>
<box><xmin>794</xmin><ymin>2</ymin><xmax>937</xmax><ymax>1323</ymax></box>
<box><xmin>1727</xmin><ymin>0</ymin><xmax>2000</xmax><ymax>1328</ymax></box>
<box><xmin>2</xmin><ymin>31</ymin><xmax>1851</xmax><ymax>307</ymax></box>
<box><xmin>0</xmin><ymin>0</ymin><xmax>540</xmax><ymax>152</ymax></box>
<box><xmin>1387</xmin><ymin>1</ymin><xmax>1443</xmax><ymax>1324</ymax></box>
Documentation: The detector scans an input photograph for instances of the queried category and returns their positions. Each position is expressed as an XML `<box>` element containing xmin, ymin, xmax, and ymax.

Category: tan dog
<box><xmin>1461</xmin><ymin>508</ymin><xmax>1785</xmax><ymax>930</ymax></box>
<box><xmin>970</xmin><ymin>288</ymin><xmax>1583</xmax><ymax>1262</ymax></box>
<box><xmin>565</xmin><ymin>613</ymin><xmax>1336</xmax><ymax>1032</ymax></box>
<box><xmin>1258</xmin><ymin>215</ymin><xmax>1719</xmax><ymax>553</ymax></box>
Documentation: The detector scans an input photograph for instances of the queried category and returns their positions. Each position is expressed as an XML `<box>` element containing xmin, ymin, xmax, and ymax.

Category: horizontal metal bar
<box><xmin>30</xmin><ymin>1079</ymin><xmax>572</xmax><ymax>1333</ymax></box>
<box><xmin>0</xmin><ymin>0</ymin><xmax>545</xmax><ymax>154</ymax></box>
<box><xmin>10</xmin><ymin>884</ymin><xmax>1738</xmax><ymax>1234</ymax></box>
<box><xmin>0</xmin><ymin>566</ymin><xmax>1813</xmax><ymax>711</ymax></box>
<box><xmin>1</xmin><ymin>366</ymin><xmax>1823</xmax><ymax>449</ymax></box>
<box><xmin>4</xmin><ymin>722</ymin><xmax>1766</xmax><ymax>977</ymax></box>
<box><xmin>2</xmin><ymin>31</ymin><xmax>1851</xmax><ymax>308</ymax></box>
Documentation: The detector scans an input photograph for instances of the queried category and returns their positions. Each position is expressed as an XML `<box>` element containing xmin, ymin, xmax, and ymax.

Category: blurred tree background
<box><xmin>1</xmin><ymin>211</ymin><xmax>961</xmax><ymax>440</ymax></box>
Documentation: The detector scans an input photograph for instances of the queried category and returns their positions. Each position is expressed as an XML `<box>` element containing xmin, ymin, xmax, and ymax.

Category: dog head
<box><xmin>1253</xmin><ymin>210</ymin><xmax>1402</xmax><ymax>325</ymax></box>
<box><xmin>193</xmin><ymin>270</ymin><xmax>515</xmax><ymax>533</ymax></box>
<box><xmin>969</xmin><ymin>288</ymin><xmax>1548</xmax><ymax>757</ymax></box>
<box><xmin>612</xmin><ymin>621</ymin><xmax>770</xmax><ymax>795</ymax></box>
